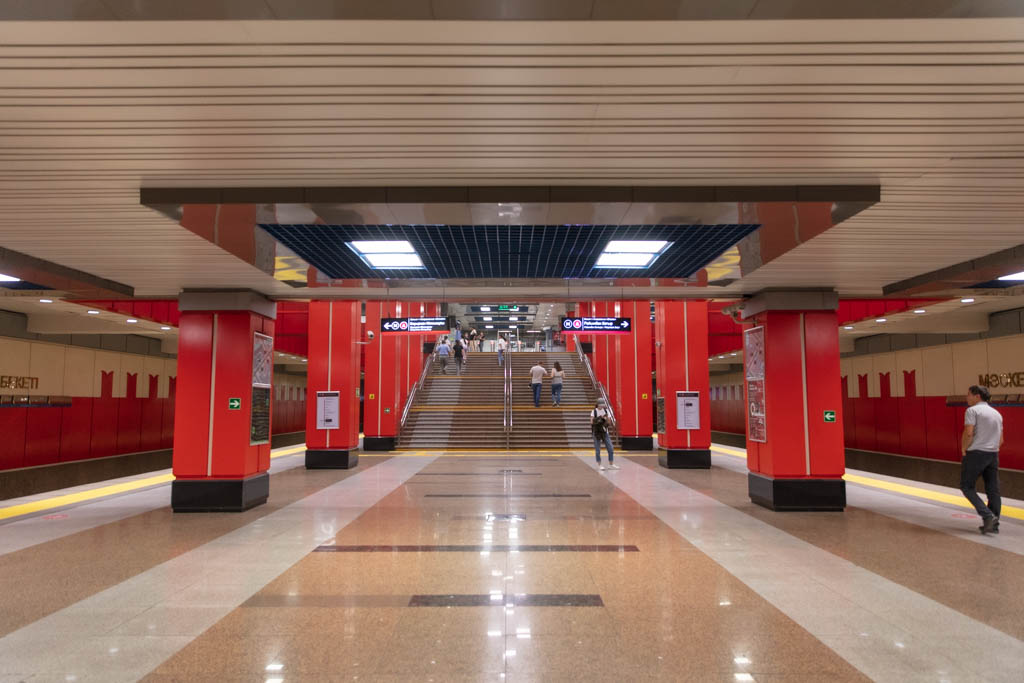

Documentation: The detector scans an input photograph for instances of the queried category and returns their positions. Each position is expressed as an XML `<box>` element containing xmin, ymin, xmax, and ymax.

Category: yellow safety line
<box><xmin>0</xmin><ymin>444</ymin><xmax>308</xmax><ymax>522</ymax></box>
<box><xmin>708</xmin><ymin>444</ymin><xmax>1024</xmax><ymax>521</ymax></box>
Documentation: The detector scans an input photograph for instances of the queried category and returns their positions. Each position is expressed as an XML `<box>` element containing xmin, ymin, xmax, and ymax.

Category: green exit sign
<box><xmin>823</xmin><ymin>410</ymin><xmax>836</xmax><ymax>423</ymax></box>
<box><xmin>228</xmin><ymin>397</ymin><xmax>241</xmax><ymax>410</ymax></box>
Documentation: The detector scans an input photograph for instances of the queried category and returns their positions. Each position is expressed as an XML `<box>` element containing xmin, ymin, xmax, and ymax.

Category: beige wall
<box><xmin>0</xmin><ymin>336</ymin><xmax>178</xmax><ymax>398</ymax></box>
<box><xmin>841</xmin><ymin>333</ymin><xmax>1024</xmax><ymax>398</ymax></box>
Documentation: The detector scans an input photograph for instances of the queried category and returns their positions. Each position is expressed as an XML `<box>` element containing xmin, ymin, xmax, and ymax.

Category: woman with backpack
<box><xmin>591</xmin><ymin>398</ymin><xmax>618</xmax><ymax>471</ymax></box>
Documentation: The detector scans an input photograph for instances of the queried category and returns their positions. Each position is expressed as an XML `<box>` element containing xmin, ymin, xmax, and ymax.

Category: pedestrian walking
<box><xmin>961</xmin><ymin>385</ymin><xmax>1004</xmax><ymax>535</ymax></box>
<box><xmin>453</xmin><ymin>337</ymin><xmax>466</xmax><ymax>375</ymax></box>
<box><xmin>550</xmin><ymin>361</ymin><xmax>565</xmax><ymax>406</ymax></box>
<box><xmin>591</xmin><ymin>398</ymin><xmax>617</xmax><ymax>471</ymax></box>
<box><xmin>497</xmin><ymin>335</ymin><xmax>507</xmax><ymax>367</ymax></box>
<box><xmin>529</xmin><ymin>359</ymin><xmax>546</xmax><ymax>407</ymax></box>
<box><xmin>437</xmin><ymin>337</ymin><xmax>451</xmax><ymax>374</ymax></box>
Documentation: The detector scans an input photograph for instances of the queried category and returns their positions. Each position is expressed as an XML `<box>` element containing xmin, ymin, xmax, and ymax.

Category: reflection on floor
<box><xmin>0</xmin><ymin>444</ymin><xmax>1020</xmax><ymax>682</ymax></box>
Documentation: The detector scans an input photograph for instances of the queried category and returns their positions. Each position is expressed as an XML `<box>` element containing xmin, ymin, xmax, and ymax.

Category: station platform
<box><xmin>0</xmin><ymin>443</ymin><xmax>1020</xmax><ymax>682</ymax></box>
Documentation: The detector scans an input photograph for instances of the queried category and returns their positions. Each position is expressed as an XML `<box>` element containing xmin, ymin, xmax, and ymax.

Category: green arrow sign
<box><xmin>823</xmin><ymin>410</ymin><xmax>836</xmax><ymax>423</ymax></box>
<box><xmin>228</xmin><ymin>398</ymin><xmax>242</xmax><ymax>411</ymax></box>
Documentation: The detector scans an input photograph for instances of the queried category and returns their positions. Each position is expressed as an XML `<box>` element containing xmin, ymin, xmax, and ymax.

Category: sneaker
<box><xmin>599</xmin><ymin>465</ymin><xmax>607</xmax><ymax>471</ymax></box>
<box><xmin>609</xmin><ymin>464</ymin><xmax>620</xmax><ymax>470</ymax></box>
<box><xmin>981</xmin><ymin>516</ymin><xmax>998</xmax><ymax>535</ymax></box>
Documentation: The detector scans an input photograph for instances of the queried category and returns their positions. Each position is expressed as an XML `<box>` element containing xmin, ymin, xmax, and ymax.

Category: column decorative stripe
<box><xmin>800</xmin><ymin>312</ymin><xmax>811</xmax><ymax>475</ymax></box>
<box><xmin>326</xmin><ymin>301</ymin><xmax>333</xmax><ymax>449</ymax></box>
<box><xmin>684</xmin><ymin>301</ymin><xmax>691</xmax><ymax>448</ymax></box>
<box><xmin>206</xmin><ymin>313</ymin><xmax>218</xmax><ymax>477</ymax></box>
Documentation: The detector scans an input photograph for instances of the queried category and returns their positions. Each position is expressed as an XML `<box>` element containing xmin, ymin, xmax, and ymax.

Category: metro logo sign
<box><xmin>560</xmin><ymin>317</ymin><xmax>632</xmax><ymax>334</ymax></box>
<box><xmin>380</xmin><ymin>317</ymin><xmax>448</xmax><ymax>335</ymax></box>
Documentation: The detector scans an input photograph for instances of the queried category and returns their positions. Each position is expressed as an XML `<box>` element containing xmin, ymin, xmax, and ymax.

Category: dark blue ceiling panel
<box><xmin>257</xmin><ymin>223</ymin><xmax>760</xmax><ymax>280</ymax></box>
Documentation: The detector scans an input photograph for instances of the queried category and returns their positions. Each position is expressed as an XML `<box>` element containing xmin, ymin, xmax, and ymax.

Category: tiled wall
<box><xmin>0</xmin><ymin>336</ymin><xmax>307</xmax><ymax>472</ymax></box>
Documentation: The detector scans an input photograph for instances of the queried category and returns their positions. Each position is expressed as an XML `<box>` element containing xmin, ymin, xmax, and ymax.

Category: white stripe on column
<box><xmin>632</xmin><ymin>301</ymin><xmax>639</xmax><ymax>435</ymax></box>
<box><xmin>684</xmin><ymin>302</ymin><xmax>691</xmax><ymax>448</ymax></box>
<box><xmin>800</xmin><ymin>312</ymin><xmax>811</xmax><ymax>475</ymax></box>
<box><xmin>206</xmin><ymin>313</ymin><xmax>218</xmax><ymax>477</ymax></box>
<box><xmin>326</xmin><ymin>302</ymin><xmax>333</xmax><ymax>449</ymax></box>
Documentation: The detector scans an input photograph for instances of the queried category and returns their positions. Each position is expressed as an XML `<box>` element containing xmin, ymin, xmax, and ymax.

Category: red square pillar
<box><xmin>305</xmin><ymin>300</ymin><xmax>361</xmax><ymax>469</ymax></box>
<box><xmin>741</xmin><ymin>291</ymin><xmax>846</xmax><ymax>511</ymax></box>
<box><xmin>171</xmin><ymin>292</ymin><xmax>276</xmax><ymax>512</ymax></box>
<box><xmin>615</xmin><ymin>300</ymin><xmax>654</xmax><ymax>450</ymax></box>
<box><xmin>655</xmin><ymin>300</ymin><xmax>711</xmax><ymax>468</ymax></box>
<box><xmin>363</xmin><ymin>301</ymin><xmax>402</xmax><ymax>450</ymax></box>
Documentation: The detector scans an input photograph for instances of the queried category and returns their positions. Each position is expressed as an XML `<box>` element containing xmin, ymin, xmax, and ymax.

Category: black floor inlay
<box><xmin>409</xmin><ymin>594</ymin><xmax>604</xmax><ymax>607</ymax></box>
<box><xmin>424</xmin><ymin>493</ymin><xmax>591</xmax><ymax>498</ymax></box>
<box><xmin>314</xmin><ymin>544</ymin><xmax>639</xmax><ymax>552</ymax></box>
<box><xmin>414</xmin><ymin>472</ymin><xmax>541</xmax><ymax>476</ymax></box>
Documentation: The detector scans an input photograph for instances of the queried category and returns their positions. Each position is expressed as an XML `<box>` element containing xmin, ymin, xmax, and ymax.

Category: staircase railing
<box><xmin>575</xmin><ymin>343</ymin><xmax>616</xmax><ymax>427</ymax></box>
<box><xmin>399</xmin><ymin>335</ymin><xmax>443</xmax><ymax>433</ymax></box>
<box><xmin>503</xmin><ymin>348</ymin><xmax>513</xmax><ymax>449</ymax></box>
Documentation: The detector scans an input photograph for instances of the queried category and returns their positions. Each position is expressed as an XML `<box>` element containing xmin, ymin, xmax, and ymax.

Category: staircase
<box><xmin>397</xmin><ymin>350</ymin><xmax>613</xmax><ymax>451</ymax></box>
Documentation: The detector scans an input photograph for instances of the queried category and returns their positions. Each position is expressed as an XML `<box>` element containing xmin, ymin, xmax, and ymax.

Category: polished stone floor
<box><xmin>0</xmin><ymin>444</ymin><xmax>1021</xmax><ymax>682</ymax></box>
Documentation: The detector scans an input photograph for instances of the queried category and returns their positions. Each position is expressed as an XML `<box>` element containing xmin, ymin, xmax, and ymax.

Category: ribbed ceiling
<box><xmin>0</xmin><ymin>19</ymin><xmax>1022</xmax><ymax>297</ymax></box>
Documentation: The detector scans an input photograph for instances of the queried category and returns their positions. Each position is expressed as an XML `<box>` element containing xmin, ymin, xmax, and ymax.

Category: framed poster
<box><xmin>676</xmin><ymin>391</ymin><xmax>700</xmax><ymax>430</ymax></box>
<box><xmin>317</xmin><ymin>391</ymin><xmax>340</xmax><ymax>430</ymax></box>
<box><xmin>744</xmin><ymin>326</ymin><xmax>767</xmax><ymax>443</ymax></box>
<box><xmin>252</xmin><ymin>332</ymin><xmax>273</xmax><ymax>388</ymax></box>
<box><xmin>250</xmin><ymin>332</ymin><xmax>274</xmax><ymax>444</ymax></box>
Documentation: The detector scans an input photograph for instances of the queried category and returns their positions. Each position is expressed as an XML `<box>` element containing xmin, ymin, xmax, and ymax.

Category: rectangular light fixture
<box><xmin>483</xmin><ymin>316</ymin><xmax>492</xmax><ymax>321</ymax></box>
<box><xmin>480</xmin><ymin>306</ymin><xmax>491</xmax><ymax>311</ymax></box>
<box><xmin>998</xmin><ymin>271</ymin><xmax>1024</xmax><ymax>281</ymax></box>
<box><xmin>604</xmin><ymin>240</ymin><xmax>668</xmax><ymax>253</ymax></box>
<box><xmin>485</xmin><ymin>325</ymin><xmax>494</xmax><ymax>329</ymax></box>
<box><xmin>0</xmin><ymin>273</ymin><xmax>20</xmax><ymax>282</ymax></box>
<box><xmin>349</xmin><ymin>240</ymin><xmax>415</xmax><ymax>254</ymax></box>
<box><xmin>363</xmin><ymin>253</ymin><xmax>424</xmax><ymax>268</ymax></box>
<box><xmin>595</xmin><ymin>252</ymin><xmax>657</xmax><ymax>268</ymax></box>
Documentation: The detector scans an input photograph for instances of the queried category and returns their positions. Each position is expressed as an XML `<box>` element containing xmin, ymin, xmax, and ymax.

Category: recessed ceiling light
<box><xmin>87</xmin><ymin>309</ymin><xmax>100</xmax><ymax>315</ymax></box>
<box><xmin>483</xmin><ymin>316</ymin><xmax>492</xmax><ymax>321</ymax></box>
<box><xmin>0</xmin><ymin>273</ymin><xmax>20</xmax><ymax>282</ymax></box>
<box><xmin>349</xmin><ymin>240</ymin><xmax>415</xmax><ymax>254</ymax></box>
<box><xmin>364</xmin><ymin>253</ymin><xmax>424</xmax><ymax>269</ymax></box>
<box><xmin>844</xmin><ymin>326</ymin><xmax>854</xmax><ymax>330</ymax></box>
<box><xmin>913</xmin><ymin>309</ymin><xmax>926</xmax><ymax>314</ymax></box>
<box><xmin>509</xmin><ymin>316</ymin><xmax>518</xmax><ymax>321</ymax></box>
<box><xmin>604</xmin><ymin>240</ymin><xmax>669</xmax><ymax>253</ymax></box>
<box><xmin>39</xmin><ymin>298</ymin><xmax>53</xmax><ymax>303</ymax></box>
<box><xmin>997</xmin><ymin>271</ymin><xmax>1024</xmax><ymax>281</ymax></box>
<box><xmin>960</xmin><ymin>298</ymin><xmax>975</xmax><ymax>303</ymax></box>
<box><xmin>485</xmin><ymin>325</ymin><xmax>494</xmax><ymax>329</ymax></box>
<box><xmin>595</xmin><ymin>252</ymin><xmax>657</xmax><ymax>268</ymax></box>
<box><xmin>480</xmin><ymin>306</ymin><xmax>491</xmax><ymax>311</ymax></box>
<box><xmin>126</xmin><ymin>319</ymin><xmax>138</xmax><ymax>324</ymax></box>
<box><xmin>160</xmin><ymin>326</ymin><xmax>171</xmax><ymax>330</ymax></box>
<box><xmin>875</xmin><ymin>318</ymin><xmax>887</xmax><ymax>323</ymax></box>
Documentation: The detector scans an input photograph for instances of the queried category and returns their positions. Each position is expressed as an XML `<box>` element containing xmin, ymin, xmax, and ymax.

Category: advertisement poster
<box><xmin>744</xmin><ymin>326</ymin><xmax>767</xmax><ymax>443</ymax></box>
<box><xmin>252</xmin><ymin>332</ymin><xmax>273</xmax><ymax>388</ymax></box>
<box><xmin>676</xmin><ymin>391</ymin><xmax>700</xmax><ymax>430</ymax></box>
<box><xmin>317</xmin><ymin>391</ymin><xmax>340</xmax><ymax>430</ymax></box>
<box><xmin>250</xmin><ymin>332</ymin><xmax>274</xmax><ymax>445</ymax></box>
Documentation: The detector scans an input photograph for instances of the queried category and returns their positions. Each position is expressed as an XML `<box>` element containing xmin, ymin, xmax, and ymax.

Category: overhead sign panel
<box><xmin>560</xmin><ymin>317</ymin><xmax>632</xmax><ymax>334</ymax></box>
<box><xmin>380</xmin><ymin>317</ymin><xmax>449</xmax><ymax>335</ymax></box>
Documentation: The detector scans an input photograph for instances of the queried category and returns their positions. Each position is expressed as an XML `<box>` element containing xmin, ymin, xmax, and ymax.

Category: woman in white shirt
<box><xmin>549</xmin><ymin>361</ymin><xmax>565</xmax><ymax>406</ymax></box>
<box><xmin>591</xmin><ymin>398</ymin><xmax>617</xmax><ymax>471</ymax></box>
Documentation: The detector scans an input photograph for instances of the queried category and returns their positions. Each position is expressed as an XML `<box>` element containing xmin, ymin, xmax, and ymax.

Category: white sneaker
<box><xmin>599</xmin><ymin>465</ymin><xmax>607</xmax><ymax>471</ymax></box>
<box><xmin>609</xmin><ymin>464</ymin><xmax>620</xmax><ymax>470</ymax></box>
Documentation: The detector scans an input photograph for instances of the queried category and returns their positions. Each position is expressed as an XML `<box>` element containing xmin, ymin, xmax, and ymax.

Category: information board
<box><xmin>559</xmin><ymin>317</ymin><xmax>632</xmax><ymax>334</ymax></box>
<box><xmin>316</xmin><ymin>391</ymin><xmax>340</xmax><ymax>430</ymax></box>
<box><xmin>744</xmin><ymin>326</ymin><xmax>767</xmax><ymax>443</ymax></box>
<box><xmin>676</xmin><ymin>391</ymin><xmax>700</xmax><ymax>430</ymax></box>
<box><xmin>380</xmin><ymin>317</ymin><xmax>450</xmax><ymax>335</ymax></box>
<box><xmin>250</xmin><ymin>387</ymin><xmax>271</xmax><ymax>445</ymax></box>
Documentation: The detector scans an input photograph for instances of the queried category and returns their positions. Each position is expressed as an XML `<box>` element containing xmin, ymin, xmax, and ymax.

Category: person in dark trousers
<box><xmin>591</xmin><ymin>398</ymin><xmax>618</xmax><ymax>471</ymax></box>
<box><xmin>437</xmin><ymin>337</ymin><xmax>451</xmax><ymax>374</ymax></box>
<box><xmin>961</xmin><ymin>385</ymin><xmax>1004</xmax><ymax>535</ymax></box>
<box><xmin>497</xmin><ymin>335</ymin><xmax>507</xmax><ymax>367</ymax></box>
<box><xmin>549</xmin><ymin>361</ymin><xmax>565</xmax><ymax>406</ymax></box>
<box><xmin>529</xmin><ymin>359</ymin><xmax>546</xmax><ymax>407</ymax></box>
<box><xmin>453</xmin><ymin>337</ymin><xmax>466</xmax><ymax>376</ymax></box>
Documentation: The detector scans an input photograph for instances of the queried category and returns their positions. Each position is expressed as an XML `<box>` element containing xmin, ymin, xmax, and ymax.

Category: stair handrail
<box><xmin>503</xmin><ymin>347</ymin><xmax>513</xmax><ymax>448</ymax></box>
<box><xmin>575</xmin><ymin>343</ymin><xmax>616</xmax><ymax>426</ymax></box>
<box><xmin>399</xmin><ymin>335</ymin><xmax>444</xmax><ymax>432</ymax></box>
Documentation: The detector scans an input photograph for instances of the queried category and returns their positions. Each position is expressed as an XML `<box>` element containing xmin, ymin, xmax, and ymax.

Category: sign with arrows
<box><xmin>380</xmin><ymin>317</ymin><xmax>449</xmax><ymax>335</ymax></box>
<box><xmin>559</xmin><ymin>317</ymin><xmax>632</xmax><ymax>334</ymax></box>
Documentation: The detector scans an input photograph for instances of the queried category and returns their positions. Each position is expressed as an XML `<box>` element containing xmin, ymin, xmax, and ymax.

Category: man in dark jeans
<box><xmin>960</xmin><ymin>385</ymin><xmax>1004</xmax><ymax>535</ymax></box>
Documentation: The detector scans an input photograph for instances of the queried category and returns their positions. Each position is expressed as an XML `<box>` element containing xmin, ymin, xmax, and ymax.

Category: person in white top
<box><xmin>497</xmin><ymin>335</ymin><xmax>507</xmax><ymax>367</ymax></box>
<box><xmin>961</xmin><ymin>384</ymin><xmax>1005</xmax><ymax>534</ymax></box>
<box><xmin>591</xmin><ymin>398</ymin><xmax>617</xmax><ymax>470</ymax></box>
<box><xmin>529</xmin><ymin>361</ymin><xmax>546</xmax><ymax>407</ymax></box>
<box><xmin>549</xmin><ymin>361</ymin><xmax>565</xmax><ymax>406</ymax></box>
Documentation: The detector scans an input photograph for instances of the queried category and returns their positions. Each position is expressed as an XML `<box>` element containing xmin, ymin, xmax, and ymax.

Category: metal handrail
<box><xmin>503</xmin><ymin>347</ymin><xmax>513</xmax><ymax>449</ymax></box>
<box><xmin>575</xmin><ymin>343</ymin><xmax>616</xmax><ymax>427</ymax></box>
<box><xmin>399</xmin><ymin>335</ymin><xmax>443</xmax><ymax>432</ymax></box>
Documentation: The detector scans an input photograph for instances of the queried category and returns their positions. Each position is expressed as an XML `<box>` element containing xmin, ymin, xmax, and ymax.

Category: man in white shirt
<box><xmin>529</xmin><ymin>360</ymin><xmax>546</xmax><ymax>407</ymax></box>
<box><xmin>497</xmin><ymin>335</ymin><xmax>507</xmax><ymax>367</ymax></box>
<box><xmin>961</xmin><ymin>384</ymin><xmax>1004</xmax><ymax>535</ymax></box>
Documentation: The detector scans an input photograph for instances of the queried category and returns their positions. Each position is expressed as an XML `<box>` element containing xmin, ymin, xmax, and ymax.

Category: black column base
<box><xmin>306</xmin><ymin>449</ymin><xmax>359</xmax><ymax>469</ymax></box>
<box><xmin>658</xmin><ymin>448</ymin><xmax>711</xmax><ymax>469</ymax></box>
<box><xmin>171</xmin><ymin>472</ymin><xmax>269</xmax><ymax>512</ymax></box>
<box><xmin>621</xmin><ymin>436</ymin><xmax>654</xmax><ymax>451</ymax></box>
<box><xmin>748</xmin><ymin>472</ymin><xmax>846</xmax><ymax>511</ymax></box>
<box><xmin>362</xmin><ymin>436</ymin><xmax>396</xmax><ymax>451</ymax></box>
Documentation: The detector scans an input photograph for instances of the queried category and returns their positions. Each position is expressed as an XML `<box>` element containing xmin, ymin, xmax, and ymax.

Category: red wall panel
<box><xmin>140</xmin><ymin>399</ymin><xmax>164</xmax><ymax>452</ymax></box>
<box><xmin>24</xmin><ymin>409</ymin><xmax>61</xmax><ymax>467</ymax></box>
<box><xmin>90</xmin><ymin>398</ymin><xmax>119</xmax><ymax>459</ymax></box>
<box><xmin>60</xmin><ymin>399</ymin><xmax>94</xmax><ymax>462</ymax></box>
<box><xmin>0</xmin><ymin>409</ymin><xmax>27</xmax><ymax>470</ymax></box>
<box><xmin>116</xmin><ymin>398</ymin><xmax>142</xmax><ymax>455</ymax></box>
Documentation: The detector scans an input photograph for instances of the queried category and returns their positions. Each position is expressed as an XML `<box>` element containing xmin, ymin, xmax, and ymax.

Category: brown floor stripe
<box><xmin>314</xmin><ymin>544</ymin><xmax>639</xmax><ymax>552</ymax></box>
<box><xmin>0</xmin><ymin>456</ymin><xmax>389</xmax><ymax>639</ymax></box>
<box><xmin>628</xmin><ymin>455</ymin><xmax>1024</xmax><ymax>641</ymax></box>
<box><xmin>408</xmin><ymin>593</ymin><xmax>604</xmax><ymax>607</ymax></box>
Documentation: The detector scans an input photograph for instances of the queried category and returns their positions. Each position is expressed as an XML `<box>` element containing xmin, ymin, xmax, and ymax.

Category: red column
<box><xmin>654</xmin><ymin>300</ymin><xmax>711</xmax><ymax>468</ymax></box>
<box><xmin>171</xmin><ymin>292</ymin><xmax>276</xmax><ymax>512</ymax></box>
<box><xmin>363</xmin><ymin>301</ymin><xmax>402</xmax><ymax>450</ymax></box>
<box><xmin>591</xmin><ymin>301</ymin><xmax>610</xmax><ymax>391</ymax></box>
<box><xmin>741</xmin><ymin>292</ymin><xmax>845</xmax><ymax>510</ymax></box>
<box><xmin>305</xmin><ymin>300</ymin><xmax>360</xmax><ymax>469</ymax></box>
<box><xmin>615</xmin><ymin>300</ymin><xmax>654</xmax><ymax>449</ymax></box>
